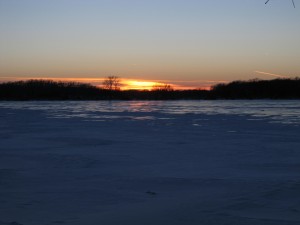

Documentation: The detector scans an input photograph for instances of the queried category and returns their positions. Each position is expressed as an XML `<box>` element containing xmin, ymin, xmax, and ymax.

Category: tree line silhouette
<box><xmin>0</xmin><ymin>78</ymin><xmax>300</xmax><ymax>100</ymax></box>
<box><xmin>211</xmin><ymin>78</ymin><xmax>300</xmax><ymax>99</ymax></box>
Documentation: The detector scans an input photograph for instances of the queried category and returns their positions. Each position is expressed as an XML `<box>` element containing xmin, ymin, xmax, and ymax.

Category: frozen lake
<box><xmin>1</xmin><ymin>100</ymin><xmax>300</xmax><ymax>225</ymax></box>
<box><xmin>1</xmin><ymin>100</ymin><xmax>300</xmax><ymax>124</ymax></box>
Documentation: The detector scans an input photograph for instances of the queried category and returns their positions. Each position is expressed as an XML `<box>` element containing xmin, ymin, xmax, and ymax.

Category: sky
<box><xmin>0</xmin><ymin>0</ymin><xmax>299</xmax><ymax>89</ymax></box>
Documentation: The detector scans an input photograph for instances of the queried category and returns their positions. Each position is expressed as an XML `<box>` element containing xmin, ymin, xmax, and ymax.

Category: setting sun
<box><xmin>122</xmin><ymin>80</ymin><xmax>162</xmax><ymax>90</ymax></box>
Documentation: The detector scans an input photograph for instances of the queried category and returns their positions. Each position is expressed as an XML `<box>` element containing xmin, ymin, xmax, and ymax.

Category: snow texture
<box><xmin>0</xmin><ymin>101</ymin><xmax>300</xmax><ymax>225</ymax></box>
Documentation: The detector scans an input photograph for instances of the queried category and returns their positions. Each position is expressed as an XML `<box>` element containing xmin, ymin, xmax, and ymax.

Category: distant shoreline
<box><xmin>1</xmin><ymin>78</ymin><xmax>300</xmax><ymax>100</ymax></box>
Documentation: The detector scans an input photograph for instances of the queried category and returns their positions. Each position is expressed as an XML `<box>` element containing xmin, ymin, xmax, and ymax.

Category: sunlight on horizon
<box><xmin>0</xmin><ymin>76</ymin><xmax>216</xmax><ymax>90</ymax></box>
<box><xmin>122</xmin><ymin>80</ymin><xmax>162</xmax><ymax>90</ymax></box>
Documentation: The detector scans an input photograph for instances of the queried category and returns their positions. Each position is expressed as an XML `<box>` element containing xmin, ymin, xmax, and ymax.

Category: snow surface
<box><xmin>0</xmin><ymin>101</ymin><xmax>300</xmax><ymax>225</ymax></box>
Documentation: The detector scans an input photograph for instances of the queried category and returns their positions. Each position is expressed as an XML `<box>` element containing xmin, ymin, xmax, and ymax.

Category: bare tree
<box><xmin>152</xmin><ymin>83</ymin><xmax>174</xmax><ymax>91</ymax></box>
<box><xmin>265</xmin><ymin>0</ymin><xmax>295</xmax><ymax>8</ymax></box>
<box><xmin>102</xmin><ymin>76</ymin><xmax>121</xmax><ymax>91</ymax></box>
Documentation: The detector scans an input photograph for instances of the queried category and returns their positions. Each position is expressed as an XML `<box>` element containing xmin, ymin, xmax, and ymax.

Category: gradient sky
<box><xmin>0</xmin><ymin>0</ymin><xmax>299</xmax><ymax>89</ymax></box>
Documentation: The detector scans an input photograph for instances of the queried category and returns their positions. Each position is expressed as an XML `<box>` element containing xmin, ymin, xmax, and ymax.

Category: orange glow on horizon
<box><xmin>0</xmin><ymin>76</ymin><xmax>221</xmax><ymax>90</ymax></box>
<box><xmin>122</xmin><ymin>80</ymin><xmax>164</xmax><ymax>90</ymax></box>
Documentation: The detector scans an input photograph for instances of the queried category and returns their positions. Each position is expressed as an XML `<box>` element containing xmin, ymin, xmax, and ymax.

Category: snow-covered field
<box><xmin>1</xmin><ymin>101</ymin><xmax>300</xmax><ymax>225</ymax></box>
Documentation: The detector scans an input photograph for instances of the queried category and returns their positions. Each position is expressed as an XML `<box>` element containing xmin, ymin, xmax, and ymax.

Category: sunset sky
<box><xmin>0</xmin><ymin>0</ymin><xmax>299</xmax><ymax>89</ymax></box>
